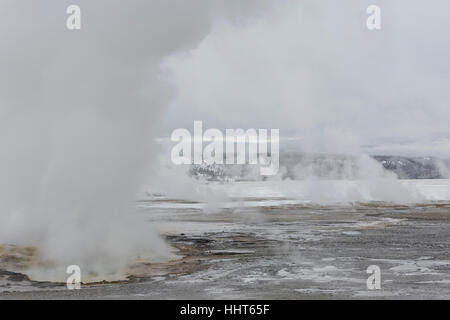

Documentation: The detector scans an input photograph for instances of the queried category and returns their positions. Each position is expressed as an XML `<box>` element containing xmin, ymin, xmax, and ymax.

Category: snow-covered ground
<box><xmin>143</xmin><ymin>179</ymin><xmax>450</xmax><ymax>209</ymax></box>
<box><xmin>2</xmin><ymin>179</ymin><xmax>450</xmax><ymax>299</ymax></box>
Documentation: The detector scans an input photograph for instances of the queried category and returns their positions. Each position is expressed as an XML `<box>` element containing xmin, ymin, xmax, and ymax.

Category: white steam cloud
<box><xmin>0</xmin><ymin>0</ymin><xmax>270</xmax><ymax>280</ymax></box>
<box><xmin>156</xmin><ymin>0</ymin><xmax>450</xmax><ymax>204</ymax></box>
<box><xmin>162</xmin><ymin>0</ymin><xmax>450</xmax><ymax>157</ymax></box>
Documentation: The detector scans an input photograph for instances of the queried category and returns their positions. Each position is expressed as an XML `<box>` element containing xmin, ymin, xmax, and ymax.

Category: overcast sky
<box><xmin>160</xmin><ymin>0</ymin><xmax>450</xmax><ymax>157</ymax></box>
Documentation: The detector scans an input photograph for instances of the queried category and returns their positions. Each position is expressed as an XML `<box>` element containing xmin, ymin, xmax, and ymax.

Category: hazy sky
<box><xmin>161</xmin><ymin>0</ymin><xmax>450</xmax><ymax>157</ymax></box>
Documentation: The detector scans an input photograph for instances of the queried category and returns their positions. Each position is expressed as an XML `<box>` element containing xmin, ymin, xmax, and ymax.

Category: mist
<box><xmin>150</xmin><ymin>0</ymin><xmax>450</xmax><ymax>205</ymax></box>
<box><xmin>161</xmin><ymin>0</ymin><xmax>450</xmax><ymax>157</ymax></box>
<box><xmin>0</xmin><ymin>0</ymin><xmax>271</xmax><ymax>280</ymax></box>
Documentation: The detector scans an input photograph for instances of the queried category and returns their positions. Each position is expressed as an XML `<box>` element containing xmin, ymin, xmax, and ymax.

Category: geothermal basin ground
<box><xmin>1</xmin><ymin>180</ymin><xmax>450</xmax><ymax>299</ymax></box>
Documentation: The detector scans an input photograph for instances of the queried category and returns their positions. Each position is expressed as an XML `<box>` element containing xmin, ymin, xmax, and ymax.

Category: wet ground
<box><xmin>1</xmin><ymin>199</ymin><xmax>450</xmax><ymax>299</ymax></box>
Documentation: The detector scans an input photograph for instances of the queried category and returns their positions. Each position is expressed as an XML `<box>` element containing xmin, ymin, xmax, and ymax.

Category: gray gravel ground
<box><xmin>1</xmin><ymin>202</ymin><xmax>450</xmax><ymax>299</ymax></box>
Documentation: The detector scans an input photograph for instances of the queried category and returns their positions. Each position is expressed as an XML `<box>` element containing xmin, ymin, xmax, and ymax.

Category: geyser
<box><xmin>0</xmin><ymin>0</ymin><xmax>269</xmax><ymax>281</ymax></box>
